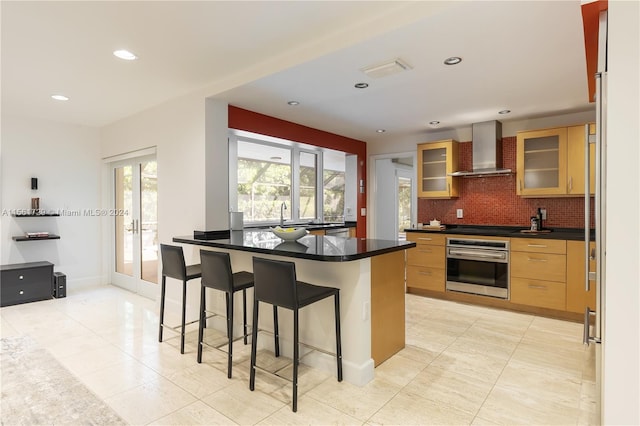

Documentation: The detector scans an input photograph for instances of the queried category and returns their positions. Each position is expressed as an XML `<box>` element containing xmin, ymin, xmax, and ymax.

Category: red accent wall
<box><xmin>418</xmin><ymin>137</ymin><xmax>594</xmax><ymax>229</ymax></box>
<box><xmin>228</xmin><ymin>106</ymin><xmax>367</xmax><ymax>237</ymax></box>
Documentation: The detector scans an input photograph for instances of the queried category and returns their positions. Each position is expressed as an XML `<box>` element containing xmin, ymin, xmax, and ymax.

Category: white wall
<box><xmin>0</xmin><ymin>115</ymin><xmax>103</xmax><ymax>289</ymax></box>
<box><xmin>100</xmin><ymin>93</ymin><xmax>236</xmax><ymax>320</ymax></box>
<box><xmin>344</xmin><ymin>154</ymin><xmax>358</xmax><ymax>222</ymax></box>
<box><xmin>603</xmin><ymin>1</ymin><xmax>640</xmax><ymax>423</ymax></box>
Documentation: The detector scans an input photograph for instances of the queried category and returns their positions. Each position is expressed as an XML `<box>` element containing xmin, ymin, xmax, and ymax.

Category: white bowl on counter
<box><xmin>270</xmin><ymin>226</ymin><xmax>309</xmax><ymax>241</ymax></box>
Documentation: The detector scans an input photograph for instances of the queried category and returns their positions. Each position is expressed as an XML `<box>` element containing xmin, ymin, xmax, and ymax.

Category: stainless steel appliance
<box><xmin>445</xmin><ymin>238</ymin><xmax>510</xmax><ymax>299</ymax></box>
<box><xmin>583</xmin><ymin>7</ymin><xmax>607</xmax><ymax>422</ymax></box>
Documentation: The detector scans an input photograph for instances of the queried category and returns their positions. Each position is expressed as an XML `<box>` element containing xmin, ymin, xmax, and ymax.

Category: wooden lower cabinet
<box><xmin>406</xmin><ymin>233</ymin><xmax>445</xmax><ymax>292</ymax></box>
<box><xmin>510</xmin><ymin>238</ymin><xmax>567</xmax><ymax>311</ymax></box>
<box><xmin>308</xmin><ymin>229</ymin><xmax>325</xmax><ymax>236</ymax></box>
<box><xmin>510</xmin><ymin>277</ymin><xmax>566</xmax><ymax>310</ymax></box>
<box><xmin>566</xmin><ymin>240</ymin><xmax>597</xmax><ymax>313</ymax></box>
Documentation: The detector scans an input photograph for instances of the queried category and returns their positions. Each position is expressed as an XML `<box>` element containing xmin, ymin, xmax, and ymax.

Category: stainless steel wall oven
<box><xmin>446</xmin><ymin>238</ymin><xmax>510</xmax><ymax>299</ymax></box>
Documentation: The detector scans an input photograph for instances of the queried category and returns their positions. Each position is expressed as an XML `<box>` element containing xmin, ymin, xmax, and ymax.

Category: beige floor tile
<box><xmin>202</xmin><ymin>380</ymin><xmax>285</xmax><ymax>425</ymax></box>
<box><xmin>368</xmin><ymin>389</ymin><xmax>475</xmax><ymax>425</ymax></box>
<box><xmin>403</xmin><ymin>365</ymin><xmax>494</xmax><ymax>415</ymax></box>
<box><xmin>476</xmin><ymin>384</ymin><xmax>580</xmax><ymax>425</ymax></box>
<box><xmin>429</xmin><ymin>345</ymin><xmax>509</xmax><ymax>384</ymax></box>
<box><xmin>165</xmin><ymin>362</ymin><xmax>234</xmax><ymax>399</ymax></box>
<box><xmin>307</xmin><ymin>376</ymin><xmax>401</xmax><ymax>421</ymax></box>
<box><xmin>405</xmin><ymin>324</ymin><xmax>457</xmax><ymax>354</ymax></box>
<box><xmin>496</xmin><ymin>359</ymin><xmax>582</xmax><ymax>406</ymax></box>
<box><xmin>150</xmin><ymin>400</ymin><xmax>237</xmax><ymax>425</ymax></box>
<box><xmin>105</xmin><ymin>376</ymin><xmax>197</xmax><ymax>425</ymax></box>
<box><xmin>56</xmin><ymin>343</ymin><xmax>134</xmax><ymax>377</ymax></box>
<box><xmin>391</xmin><ymin>345</ymin><xmax>439</xmax><ymax>366</ymax></box>
<box><xmin>44</xmin><ymin>332</ymin><xmax>111</xmax><ymax>359</ymax></box>
<box><xmin>471</xmin><ymin>416</ymin><xmax>502</xmax><ymax>425</ymax></box>
<box><xmin>373</xmin><ymin>352</ymin><xmax>426</xmax><ymax>388</ymax></box>
<box><xmin>78</xmin><ymin>356</ymin><xmax>161</xmax><ymax>399</ymax></box>
<box><xmin>258</xmin><ymin>396</ymin><xmax>362</xmax><ymax>425</ymax></box>
<box><xmin>138</xmin><ymin>342</ymin><xmax>205</xmax><ymax>376</ymax></box>
<box><xmin>509</xmin><ymin>340</ymin><xmax>585</xmax><ymax>379</ymax></box>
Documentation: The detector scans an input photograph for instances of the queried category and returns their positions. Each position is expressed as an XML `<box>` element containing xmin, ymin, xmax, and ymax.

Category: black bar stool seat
<box><xmin>197</xmin><ymin>250</ymin><xmax>255</xmax><ymax>378</ymax></box>
<box><xmin>158</xmin><ymin>244</ymin><xmax>202</xmax><ymax>354</ymax></box>
<box><xmin>249</xmin><ymin>257</ymin><xmax>342</xmax><ymax>412</ymax></box>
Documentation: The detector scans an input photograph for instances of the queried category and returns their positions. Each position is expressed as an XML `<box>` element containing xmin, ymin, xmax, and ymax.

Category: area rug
<box><xmin>1</xmin><ymin>335</ymin><xmax>126</xmax><ymax>425</ymax></box>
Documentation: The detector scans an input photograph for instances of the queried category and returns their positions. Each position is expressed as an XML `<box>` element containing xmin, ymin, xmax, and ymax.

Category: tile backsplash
<box><xmin>418</xmin><ymin>137</ymin><xmax>595</xmax><ymax>229</ymax></box>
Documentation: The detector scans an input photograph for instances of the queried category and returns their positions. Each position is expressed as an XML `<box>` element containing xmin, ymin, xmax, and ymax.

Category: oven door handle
<box><xmin>447</xmin><ymin>249</ymin><xmax>507</xmax><ymax>261</ymax></box>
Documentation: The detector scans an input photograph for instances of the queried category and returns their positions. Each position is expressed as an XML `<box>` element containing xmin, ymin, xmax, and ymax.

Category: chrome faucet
<box><xmin>280</xmin><ymin>202</ymin><xmax>287</xmax><ymax>226</ymax></box>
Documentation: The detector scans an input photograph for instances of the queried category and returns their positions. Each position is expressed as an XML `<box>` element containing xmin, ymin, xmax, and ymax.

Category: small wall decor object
<box><xmin>31</xmin><ymin>177</ymin><xmax>38</xmax><ymax>190</ymax></box>
<box><xmin>31</xmin><ymin>197</ymin><xmax>40</xmax><ymax>213</ymax></box>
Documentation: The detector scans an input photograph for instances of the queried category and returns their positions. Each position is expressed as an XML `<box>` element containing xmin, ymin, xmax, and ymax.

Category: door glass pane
<box><xmin>323</xmin><ymin>150</ymin><xmax>345</xmax><ymax>222</ymax></box>
<box><xmin>299</xmin><ymin>152</ymin><xmax>316</xmax><ymax>220</ymax></box>
<box><xmin>398</xmin><ymin>177</ymin><xmax>412</xmax><ymax>234</ymax></box>
<box><xmin>115</xmin><ymin>165</ymin><xmax>133</xmax><ymax>276</ymax></box>
<box><xmin>140</xmin><ymin>161</ymin><xmax>158</xmax><ymax>284</ymax></box>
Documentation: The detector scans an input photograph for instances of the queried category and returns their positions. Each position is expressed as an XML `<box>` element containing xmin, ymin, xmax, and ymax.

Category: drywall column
<box><xmin>603</xmin><ymin>1</ymin><xmax>640</xmax><ymax>424</ymax></box>
<box><xmin>205</xmin><ymin>98</ymin><xmax>230</xmax><ymax>230</ymax></box>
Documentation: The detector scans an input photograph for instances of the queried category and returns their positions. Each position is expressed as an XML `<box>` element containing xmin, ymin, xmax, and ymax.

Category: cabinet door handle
<box><xmin>418</xmin><ymin>237</ymin><xmax>432</xmax><ymax>241</ymax></box>
<box><xmin>19</xmin><ymin>275</ymin><xmax>24</xmax><ymax>280</ymax></box>
<box><xmin>527</xmin><ymin>258</ymin><xmax>547</xmax><ymax>262</ymax></box>
<box><xmin>519</xmin><ymin>180</ymin><xmax>523</xmax><ymax>192</ymax></box>
<box><xmin>589</xmin><ymin>248</ymin><xmax>596</xmax><ymax>261</ymax></box>
<box><xmin>419</xmin><ymin>249</ymin><xmax>432</xmax><ymax>253</ymax></box>
<box><xmin>528</xmin><ymin>284</ymin><xmax>547</xmax><ymax>290</ymax></box>
<box><xmin>569</xmin><ymin>176</ymin><xmax>573</xmax><ymax>192</ymax></box>
<box><xmin>419</xmin><ymin>271</ymin><xmax>432</xmax><ymax>276</ymax></box>
<box><xmin>448</xmin><ymin>183</ymin><xmax>451</xmax><ymax>195</ymax></box>
<box><xmin>527</xmin><ymin>244</ymin><xmax>547</xmax><ymax>248</ymax></box>
<box><xmin>19</xmin><ymin>290</ymin><xmax>24</xmax><ymax>295</ymax></box>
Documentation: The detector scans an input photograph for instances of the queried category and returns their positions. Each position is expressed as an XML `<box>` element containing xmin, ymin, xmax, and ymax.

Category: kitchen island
<box><xmin>174</xmin><ymin>230</ymin><xmax>415</xmax><ymax>386</ymax></box>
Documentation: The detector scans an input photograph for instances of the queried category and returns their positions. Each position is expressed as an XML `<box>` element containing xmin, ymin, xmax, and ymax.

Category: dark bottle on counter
<box><xmin>536</xmin><ymin>208</ymin><xmax>543</xmax><ymax>230</ymax></box>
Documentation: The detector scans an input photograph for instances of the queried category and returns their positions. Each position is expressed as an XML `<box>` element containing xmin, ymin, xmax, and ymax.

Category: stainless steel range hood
<box><xmin>449</xmin><ymin>120</ymin><xmax>512</xmax><ymax>177</ymax></box>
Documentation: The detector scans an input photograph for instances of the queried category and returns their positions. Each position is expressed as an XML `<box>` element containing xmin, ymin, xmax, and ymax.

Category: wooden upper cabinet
<box><xmin>567</xmin><ymin>123</ymin><xmax>596</xmax><ymax>196</ymax></box>
<box><xmin>516</xmin><ymin>127</ymin><xmax>568</xmax><ymax>196</ymax></box>
<box><xmin>417</xmin><ymin>140</ymin><xmax>459</xmax><ymax>199</ymax></box>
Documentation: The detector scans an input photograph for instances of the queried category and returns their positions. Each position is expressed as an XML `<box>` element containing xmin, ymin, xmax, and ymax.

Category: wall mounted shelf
<box><xmin>12</xmin><ymin>235</ymin><xmax>60</xmax><ymax>241</ymax></box>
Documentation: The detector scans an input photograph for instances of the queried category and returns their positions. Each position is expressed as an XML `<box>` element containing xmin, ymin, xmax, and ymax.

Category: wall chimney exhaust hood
<box><xmin>449</xmin><ymin>120</ymin><xmax>512</xmax><ymax>177</ymax></box>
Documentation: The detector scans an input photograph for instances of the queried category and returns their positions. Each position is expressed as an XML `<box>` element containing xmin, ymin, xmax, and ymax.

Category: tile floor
<box><xmin>0</xmin><ymin>285</ymin><xmax>598</xmax><ymax>425</ymax></box>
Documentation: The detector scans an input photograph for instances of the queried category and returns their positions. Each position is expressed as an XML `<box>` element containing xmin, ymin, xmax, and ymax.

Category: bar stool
<box><xmin>249</xmin><ymin>257</ymin><xmax>343</xmax><ymax>412</ymax></box>
<box><xmin>197</xmin><ymin>250</ymin><xmax>254</xmax><ymax>378</ymax></box>
<box><xmin>158</xmin><ymin>244</ymin><xmax>202</xmax><ymax>354</ymax></box>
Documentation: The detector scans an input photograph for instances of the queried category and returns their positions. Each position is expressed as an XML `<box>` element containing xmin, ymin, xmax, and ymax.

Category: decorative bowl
<box><xmin>270</xmin><ymin>226</ymin><xmax>309</xmax><ymax>241</ymax></box>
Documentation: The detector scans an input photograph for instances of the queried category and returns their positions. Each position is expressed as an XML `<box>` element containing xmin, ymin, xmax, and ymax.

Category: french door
<box><xmin>111</xmin><ymin>155</ymin><xmax>158</xmax><ymax>299</ymax></box>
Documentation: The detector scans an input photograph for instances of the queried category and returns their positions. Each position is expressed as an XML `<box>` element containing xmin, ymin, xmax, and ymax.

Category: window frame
<box><xmin>229</xmin><ymin>130</ymin><xmax>343</xmax><ymax>226</ymax></box>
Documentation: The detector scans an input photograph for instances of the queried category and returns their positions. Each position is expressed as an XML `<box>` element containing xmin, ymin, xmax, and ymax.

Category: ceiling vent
<box><xmin>360</xmin><ymin>58</ymin><xmax>412</xmax><ymax>79</ymax></box>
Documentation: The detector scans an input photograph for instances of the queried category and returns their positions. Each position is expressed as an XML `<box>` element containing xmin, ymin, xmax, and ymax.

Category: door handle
<box><xmin>583</xmin><ymin>307</ymin><xmax>601</xmax><ymax>345</ymax></box>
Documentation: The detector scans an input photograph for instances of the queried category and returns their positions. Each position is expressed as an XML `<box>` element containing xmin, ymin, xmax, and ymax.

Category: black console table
<box><xmin>0</xmin><ymin>262</ymin><xmax>54</xmax><ymax>307</ymax></box>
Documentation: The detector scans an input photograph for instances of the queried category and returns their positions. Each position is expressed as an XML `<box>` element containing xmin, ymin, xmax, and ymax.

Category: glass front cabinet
<box><xmin>516</xmin><ymin>128</ymin><xmax>568</xmax><ymax>196</ymax></box>
<box><xmin>417</xmin><ymin>140</ymin><xmax>459</xmax><ymax>199</ymax></box>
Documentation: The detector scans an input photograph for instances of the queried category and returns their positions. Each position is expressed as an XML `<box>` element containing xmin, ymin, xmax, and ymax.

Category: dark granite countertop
<box><xmin>404</xmin><ymin>225</ymin><xmax>594</xmax><ymax>241</ymax></box>
<box><xmin>174</xmin><ymin>229</ymin><xmax>414</xmax><ymax>262</ymax></box>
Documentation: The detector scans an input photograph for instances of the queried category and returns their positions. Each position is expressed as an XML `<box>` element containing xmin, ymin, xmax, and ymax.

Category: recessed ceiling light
<box><xmin>287</xmin><ymin>101</ymin><xmax>300</xmax><ymax>106</ymax></box>
<box><xmin>376</xmin><ymin>129</ymin><xmax>386</xmax><ymax>133</ymax></box>
<box><xmin>498</xmin><ymin>109</ymin><xmax>511</xmax><ymax>115</ymax></box>
<box><xmin>429</xmin><ymin>121</ymin><xmax>440</xmax><ymax>126</ymax></box>
<box><xmin>113</xmin><ymin>49</ymin><xmax>138</xmax><ymax>60</ymax></box>
<box><xmin>51</xmin><ymin>94</ymin><xmax>69</xmax><ymax>101</ymax></box>
<box><xmin>443</xmin><ymin>56</ymin><xmax>462</xmax><ymax>66</ymax></box>
<box><xmin>354</xmin><ymin>82</ymin><xmax>369</xmax><ymax>89</ymax></box>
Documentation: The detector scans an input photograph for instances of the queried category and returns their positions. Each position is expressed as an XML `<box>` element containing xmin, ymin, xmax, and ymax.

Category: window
<box><xmin>230</xmin><ymin>131</ymin><xmax>345</xmax><ymax>224</ymax></box>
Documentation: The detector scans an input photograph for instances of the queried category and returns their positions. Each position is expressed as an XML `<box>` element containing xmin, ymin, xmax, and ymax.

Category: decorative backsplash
<box><xmin>418</xmin><ymin>137</ymin><xmax>595</xmax><ymax>229</ymax></box>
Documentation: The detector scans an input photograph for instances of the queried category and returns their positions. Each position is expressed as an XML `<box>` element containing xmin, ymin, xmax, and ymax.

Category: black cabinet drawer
<box><xmin>1</xmin><ymin>262</ymin><xmax>53</xmax><ymax>307</ymax></box>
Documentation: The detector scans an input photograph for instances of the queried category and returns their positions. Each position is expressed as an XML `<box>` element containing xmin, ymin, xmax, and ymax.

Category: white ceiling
<box><xmin>1</xmin><ymin>1</ymin><xmax>593</xmax><ymax>144</ymax></box>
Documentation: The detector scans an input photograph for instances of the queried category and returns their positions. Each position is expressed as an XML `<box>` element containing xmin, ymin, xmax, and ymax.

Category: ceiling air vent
<box><xmin>360</xmin><ymin>58</ymin><xmax>412</xmax><ymax>79</ymax></box>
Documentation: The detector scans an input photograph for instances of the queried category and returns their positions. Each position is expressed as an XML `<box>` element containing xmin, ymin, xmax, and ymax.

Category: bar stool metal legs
<box><xmin>158</xmin><ymin>244</ymin><xmax>202</xmax><ymax>355</ymax></box>
<box><xmin>249</xmin><ymin>256</ymin><xmax>343</xmax><ymax>412</ymax></box>
<box><xmin>197</xmin><ymin>250</ymin><xmax>254</xmax><ymax>378</ymax></box>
